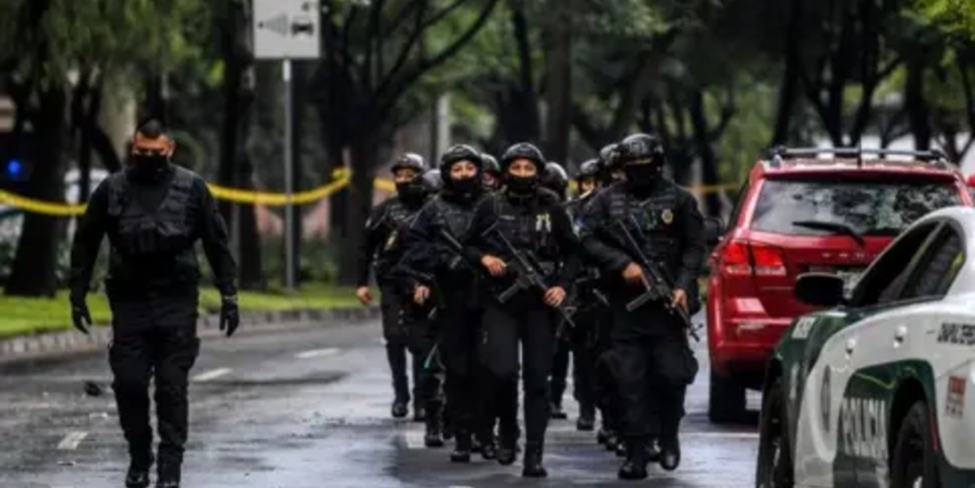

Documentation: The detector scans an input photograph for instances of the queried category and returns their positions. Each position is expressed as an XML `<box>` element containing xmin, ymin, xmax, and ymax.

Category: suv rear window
<box><xmin>751</xmin><ymin>178</ymin><xmax>961</xmax><ymax>236</ymax></box>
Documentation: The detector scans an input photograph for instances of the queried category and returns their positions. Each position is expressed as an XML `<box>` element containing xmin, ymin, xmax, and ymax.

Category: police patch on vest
<box><xmin>661</xmin><ymin>208</ymin><xmax>674</xmax><ymax>225</ymax></box>
<box><xmin>536</xmin><ymin>213</ymin><xmax>551</xmax><ymax>233</ymax></box>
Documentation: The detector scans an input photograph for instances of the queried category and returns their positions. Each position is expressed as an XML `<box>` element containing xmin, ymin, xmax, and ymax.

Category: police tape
<box><xmin>0</xmin><ymin>173</ymin><xmax>737</xmax><ymax>217</ymax></box>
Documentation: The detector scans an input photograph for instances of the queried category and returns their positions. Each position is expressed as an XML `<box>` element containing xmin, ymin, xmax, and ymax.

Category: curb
<box><xmin>0</xmin><ymin>306</ymin><xmax>381</xmax><ymax>363</ymax></box>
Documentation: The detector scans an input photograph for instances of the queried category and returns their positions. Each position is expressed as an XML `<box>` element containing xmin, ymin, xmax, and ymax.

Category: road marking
<box><xmin>684</xmin><ymin>431</ymin><xmax>759</xmax><ymax>439</ymax></box>
<box><xmin>192</xmin><ymin>368</ymin><xmax>232</xmax><ymax>382</ymax></box>
<box><xmin>404</xmin><ymin>430</ymin><xmax>426</xmax><ymax>449</ymax></box>
<box><xmin>400</xmin><ymin>426</ymin><xmax>758</xmax><ymax>450</ymax></box>
<box><xmin>295</xmin><ymin>347</ymin><xmax>340</xmax><ymax>359</ymax></box>
<box><xmin>57</xmin><ymin>431</ymin><xmax>88</xmax><ymax>450</ymax></box>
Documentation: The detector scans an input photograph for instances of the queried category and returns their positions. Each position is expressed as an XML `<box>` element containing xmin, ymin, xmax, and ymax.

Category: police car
<box><xmin>755</xmin><ymin>206</ymin><xmax>975</xmax><ymax>488</ymax></box>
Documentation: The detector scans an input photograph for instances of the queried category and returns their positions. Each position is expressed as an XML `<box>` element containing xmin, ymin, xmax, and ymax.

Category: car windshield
<box><xmin>751</xmin><ymin>178</ymin><xmax>961</xmax><ymax>236</ymax></box>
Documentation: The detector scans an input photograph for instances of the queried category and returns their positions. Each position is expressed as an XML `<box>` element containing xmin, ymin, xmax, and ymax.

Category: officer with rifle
<box><xmin>462</xmin><ymin>142</ymin><xmax>582</xmax><ymax>477</ymax></box>
<box><xmin>407</xmin><ymin>145</ymin><xmax>499</xmax><ymax>463</ymax></box>
<box><xmin>355</xmin><ymin>153</ymin><xmax>433</xmax><ymax>423</ymax></box>
<box><xmin>579</xmin><ymin>133</ymin><xmax>705</xmax><ymax>480</ymax></box>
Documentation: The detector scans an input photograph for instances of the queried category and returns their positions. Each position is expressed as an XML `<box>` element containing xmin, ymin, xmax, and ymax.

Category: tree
<box><xmin>311</xmin><ymin>0</ymin><xmax>500</xmax><ymax>285</ymax></box>
<box><xmin>0</xmin><ymin>0</ymin><xmax>210</xmax><ymax>297</ymax></box>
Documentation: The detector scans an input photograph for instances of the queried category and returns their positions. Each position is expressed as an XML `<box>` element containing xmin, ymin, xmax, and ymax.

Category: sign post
<box><xmin>253</xmin><ymin>0</ymin><xmax>320</xmax><ymax>292</ymax></box>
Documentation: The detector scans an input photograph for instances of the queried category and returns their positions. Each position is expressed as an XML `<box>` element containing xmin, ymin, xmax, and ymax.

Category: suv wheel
<box><xmin>890</xmin><ymin>401</ymin><xmax>940</xmax><ymax>488</ymax></box>
<box><xmin>709</xmin><ymin>369</ymin><xmax>746</xmax><ymax>423</ymax></box>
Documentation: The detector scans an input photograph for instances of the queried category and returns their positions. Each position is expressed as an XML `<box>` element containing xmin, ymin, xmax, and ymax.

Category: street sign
<box><xmin>253</xmin><ymin>0</ymin><xmax>321</xmax><ymax>60</ymax></box>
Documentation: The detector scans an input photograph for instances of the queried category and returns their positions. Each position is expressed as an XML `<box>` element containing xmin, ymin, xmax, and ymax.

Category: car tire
<box><xmin>755</xmin><ymin>377</ymin><xmax>793</xmax><ymax>488</ymax></box>
<box><xmin>890</xmin><ymin>401</ymin><xmax>940</xmax><ymax>488</ymax></box>
<box><xmin>709</xmin><ymin>369</ymin><xmax>746</xmax><ymax>423</ymax></box>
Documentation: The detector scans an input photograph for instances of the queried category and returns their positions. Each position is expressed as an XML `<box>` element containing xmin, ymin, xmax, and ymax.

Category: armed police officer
<box><xmin>540</xmin><ymin>161</ymin><xmax>573</xmax><ymax>420</ymax></box>
<box><xmin>69</xmin><ymin>119</ymin><xmax>239</xmax><ymax>488</ymax></box>
<box><xmin>407</xmin><ymin>145</ymin><xmax>501</xmax><ymax>463</ymax></box>
<box><xmin>579</xmin><ymin>133</ymin><xmax>704</xmax><ymax>480</ymax></box>
<box><xmin>598</xmin><ymin>143</ymin><xmax>625</xmax><ymax>185</ymax></box>
<box><xmin>463</xmin><ymin>142</ymin><xmax>583</xmax><ymax>477</ymax></box>
<box><xmin>356</xmin><ymin>153</ymin><xmax>432</xmax><ymax>422</ymax></box>
<box><xmin>481</xmin><ymin>153</ymin><xmax>502</xmax><ymax>191</ymax></box>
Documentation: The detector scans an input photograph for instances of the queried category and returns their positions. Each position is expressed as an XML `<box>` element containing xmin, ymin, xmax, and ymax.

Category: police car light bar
<box><xmin>767</xmin><ymin>146</ymin><xmax>953</xmax><ymax>169</ymax></box>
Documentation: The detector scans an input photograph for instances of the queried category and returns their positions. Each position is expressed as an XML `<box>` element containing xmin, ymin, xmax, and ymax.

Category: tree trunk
<box><xmin>771</xmin><ymin>0</ymin><xmax>804</xmax><ymax>145</ymax></box>
<box><xmin>288</xmin><ymin>61</ymin><xmax>306</xmax><ymax>285</ymax></box>
<box><xmin>542</xmin><ymin>5</ymin><xmax>572</xmax><ymax>165</ymax></box>
<box><xmin>905</xmin><ymin>55</ymin><xmax>931</xmax><ymax>151</ymax></box>
<box><xmin>688</xmin><ymin>90</ymin><xmax>722</xmax><ymax>216</ymax></box>
<box><xmin>6</xmin><ymin>87</ymin><xmax>67</xmax><ymax>297</ymax></box>
<box><xmin>235</xmin><ymin>66</ymin><xmax>265</xmax><ymax>291</ymax></box>
<box><xmin>337</xmin><ymin>135</ymin><xmax>379</xmax><ymax>286</ymax></box>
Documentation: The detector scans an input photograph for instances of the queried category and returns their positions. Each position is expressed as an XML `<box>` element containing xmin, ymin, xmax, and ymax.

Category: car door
<box><xmin>792</xmin><ymin>221</ymin><xmax>941</xmax><ymax>488</ymax></box>
<box><xmin>847</xmin><ymin>223</ymin><xmax>966</xmax><ymax>486</ymax></box>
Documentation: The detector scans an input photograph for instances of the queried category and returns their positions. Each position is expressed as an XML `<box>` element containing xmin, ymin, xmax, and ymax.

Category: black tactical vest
<box><xmin>490</xmin><ymin>190</ymin><xmax>560</xmax><ymax>273</ymax></box>
<box><xmin>608</xmin><ymin>182</ymin><xmax>682</xmax><ymax>275</ymax></box>
<box><xmin>106</xmin><ymin>167</ymin><xmax>200</xmax><ymax>286</ymax></box>
<box><xmin>374</xmin><ymin>197</ymin><xmax>422</xmax><ymax>277</ymax></box>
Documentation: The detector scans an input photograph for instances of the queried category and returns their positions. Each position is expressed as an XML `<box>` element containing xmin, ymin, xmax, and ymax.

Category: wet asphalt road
<box><xmin>0</xmin><ymin>317</ymin><xmax>762</xmax><ymax>488</ymax></box>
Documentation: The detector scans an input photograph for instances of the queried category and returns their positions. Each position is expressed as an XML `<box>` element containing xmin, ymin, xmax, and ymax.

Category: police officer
<box><xmin>408</xmin><ymin>145</ymin><xmax>501</xmax><ymax>462</ymax></box>
<box><xmin>68</xmin><ymin>119</ymin><xmax>240</xmax><ymax>488</ymax></box>
<box><xmin>356</xmin><ymin>153</ymin><xmax>431</xmax><ymax>422</ymax></box>
<box><xmin>481</xmin><ymin>153</ymin><xmax>502</xmax><ymax>191</ymax></box>
<box><xmin>464</xmin><ymin>142</ymin><xmax>582</xmax><ymax>477</ymax></box>
<box><xmin>541</xmin><ymin>161</ymin><xmax>573</xmax><ymax>420</ymax></box>
<box><xmin>542</xmin><ymin>162</ymin><xmax>569</xmax><ymax>202</ymax></box>
<box><xmin>579</xmin><ymin>133</ymin><xmax>704</xmax><ymax>480</ymax></box>
<box><xmin>598</xmin><ymin>143</ymin><xmax>625</xmax><ymax>185</ymax></box>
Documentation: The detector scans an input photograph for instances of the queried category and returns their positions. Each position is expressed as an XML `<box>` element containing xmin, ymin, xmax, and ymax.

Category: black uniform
<box><xmin>405</xmin><ymin>145</ymin><xmax>495</xmax><ymax>461</ymax></box>
<box><xmin>356</xmin><ymin>187</ymin><xmax>430</xmax><ymax>418</ymax></box>
<box><xmin>463</xmin><ymin>143</ymin><xmax>582</xmax><ymax>477</ymax></box>
<box><xmin>580</xmin><ymin>134</ymin><xmax>704</xmax><ymax>479</ymax></box>
<box><xmin>69</xmin><ymin>161</ymin><xmax>237</xmax><ymax>486</ymax></box>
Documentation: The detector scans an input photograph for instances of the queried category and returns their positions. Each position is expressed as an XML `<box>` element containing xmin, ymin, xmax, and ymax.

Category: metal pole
<box><xmin>283</xmin><ymin>58</ymin><xmax>296</xmax><ymax>292</ymax></box>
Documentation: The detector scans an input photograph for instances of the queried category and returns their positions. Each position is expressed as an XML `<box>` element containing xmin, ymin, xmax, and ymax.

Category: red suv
<box><xmin>705</xmin><ymin>147</ymin><xmax>973</xmax><ymax>423</ymax></box>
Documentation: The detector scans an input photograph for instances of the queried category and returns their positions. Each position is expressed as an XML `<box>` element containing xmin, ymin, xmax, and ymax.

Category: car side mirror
<box><xmin>704</xmin><ymin>217</ymin><xmax>724</xmax><ymax>245</ymax></box>
<box><xmin>794</xmin><ymin>273</ymin><xmax>846</xmax><ymax>308</ymax></box>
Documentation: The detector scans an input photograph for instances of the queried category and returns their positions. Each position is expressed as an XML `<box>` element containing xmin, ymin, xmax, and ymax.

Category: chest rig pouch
<box><xmin>608</xmin><ymin>183</ymin><xmax>681</xmax><ymax>268</ymax></box>
<box><xmin>492</xmin><ymin>193</ymin><xmax>559</xmax><ymax>278</ymax></box>
<box><xmin>108</xmin><ymin>168</ymin><xmax>195</xmax><ymax>256</ymax></box>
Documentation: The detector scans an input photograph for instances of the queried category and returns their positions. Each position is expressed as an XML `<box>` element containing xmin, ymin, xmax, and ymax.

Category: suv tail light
<box><xmin>721</xmin><ymin>240</ymin><xmax>787</xmax><ymax>277</ymax></box>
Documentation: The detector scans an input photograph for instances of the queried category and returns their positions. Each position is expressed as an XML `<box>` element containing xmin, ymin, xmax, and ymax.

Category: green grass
<box><xmin>0</xmin><ymin>283</ymin><xmax>366</xmax><ymax>340</ymax></box>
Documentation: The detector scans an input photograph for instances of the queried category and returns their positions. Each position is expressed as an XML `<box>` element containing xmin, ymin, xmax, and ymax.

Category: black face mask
<box><xmin>450</xmin><ymin>176</ymin><xmax>479</xmax><ymax>195</ymax></box>
<box><xmin>128</xmin><ymin>155</ymin><xmax>170</xmax><ymax>181</ymax></box>
<box><xmin>623</xmin><ymin>164</ymin><xmax>661</xmax><ymax>188</ymax></box>
<box><xmin>506</xmin><ymin>175</ymin><xmax>538</xmax><ymax>195</ymax></box>
<box><xmin>396</xmin><ymin>180</ymin><xmax>426</xmax><ymax>203</ymax></box>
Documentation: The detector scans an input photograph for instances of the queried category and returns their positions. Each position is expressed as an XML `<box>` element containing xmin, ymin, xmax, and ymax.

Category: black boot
<box><xmin>496</xmin><ymin>435</ymin><xmax>517</xmax><ymax>466</ymax></box>
<box><xmin>391</xmin><ymin>399</ymin><xmax>408</xmax><ymax>419</ymax></box>
<box><xmin>659</xmin><ymin>436</ymin><xmax>681</xmax><ymax>471</ymax></box>
<box><xmin>413</xmin><ymin>403</ymin><xmax>426</xmax><ymax>423</ymax></box>
<box><xmin>471</xmin><ymin>436</ymin><xmax>482</xmax><ymax>454</ymax></box>
<box><xmin>549</xmin><ymin>401</ymin><xmax>567</xmax><ymax>420</ymax></box>
<box><xmin>617</xmin><ymin>439</ymin><xmax>648</xmax><ymax>480</ymax></box>
<box><xmin>596</xmin><ymin>428</ymin><xmax>610</xmax><ymax>445</ymax></box>
<box><xmin>479</xmin><ymin>436</ymin><xmax>497</xmax><ymax>460</ymax></box>
<box><xmin>615</xmin><ymin>440</ymin><xmax>628</xmax><ymax>458</ymax></box>
<box><xmin>577</xmin><ymin>404</ymin><xmax>596</xmax><ymax>431</ymax></box>
<box><xmin>125</xmin><ymin>453</ymin><xmax>154</xmax><ymax>488</ymax></box>
<box><xmin>155</xmin><ymin>462</ymin><xmax>181</xmax><ymax>488</ymax></box>
<box><xmin>450</xmin><ymin>432</ymin><xmax>472</xmax><ymax>463</ymax></box>
<box><xmin>645</xmin><ymin>438</ymin><xmax>661</xmax><ymax>462</ymax></box>
<box><xmin>521</xmin><ymin>444</ymin><xmax>547</xmax><ymax>478</ymax></box>
<box><xmin>604</xmin><ymin>431</ymin><xmax>620</xmax><ymax>452</ymax></box>
<box><xmin>424</xmin><ymin>405</ymin><xmax>444</xmax><ymax>448</ymax></box>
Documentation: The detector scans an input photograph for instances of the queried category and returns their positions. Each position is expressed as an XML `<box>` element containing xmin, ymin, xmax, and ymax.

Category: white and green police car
<box><xmin>755</xmin><ymin>206</ymin><xmax>975</xmax><ymax>488</ymax></box>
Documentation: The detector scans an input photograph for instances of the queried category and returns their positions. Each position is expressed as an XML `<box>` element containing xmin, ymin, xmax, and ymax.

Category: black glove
<box><xmin>220</xmin><ymin>295</ymin><xmax>240</xmax><ymax>337</ymax></box>
<box><xmin>70</xmin><ymin>296</ymin><xmax>92</xmax><ymax>335</ymax></box>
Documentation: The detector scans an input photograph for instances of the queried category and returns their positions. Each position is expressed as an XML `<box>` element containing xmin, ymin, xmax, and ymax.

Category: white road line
<box><xmin>684</xmin><ymin>431</ymin><xmax>759</xmax><ymax>439</ymax></box>
<box><xmin>404</xmin><ymin>430</ymin><xmax>426</xmax><ymax>449</ymax></box>
<box><xmin>192</xmin><ymin>368</ymin><xmax>232</xmax><ymax>382</ymax></box>
<box><xmin>295</xmin><ymin>347</ymin><xmax>340</xmax><ymax>359</ymax></box>
<box><xmin>57</xmin><ymin>431</ymin><xmax>88</xmax><ymax>450</ymax></box>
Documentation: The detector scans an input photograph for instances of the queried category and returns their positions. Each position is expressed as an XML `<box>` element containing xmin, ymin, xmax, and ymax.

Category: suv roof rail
<box><xmin>767</xmin><ymin>146</ymin><xmax>952</xmax><ymax>167</ymax></box>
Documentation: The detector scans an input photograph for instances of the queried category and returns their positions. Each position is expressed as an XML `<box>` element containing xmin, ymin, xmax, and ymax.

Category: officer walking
<box><xmin>598</xmin><ymin>143</ymin><xmax>625</xmax><ymax>185</ymax></box>
<box><xmin>579</xmin><ymin>133</ymin><xmax>704</xmax><ymax>480</ymax></box>
<box><xmin>408</xmin><ymin>145</ymin><xmax>501</xmax><ymax>462</ymax></box>
<box><xmin>481</xmin><ymin>153</ymin><xmax>502</xmax><ymax>191</ymax></box>
<box><xmin>463</xmin><ymin>142</ymin><xmax>582</xmax><ymax>477</ymax></box>
<box><xmin>68</xmin><ymin>119</ymin><xmax>240</xmax><ymax>488</ymax></box>
<box><xmin>356</xmin><ymin>153</ymin><xmax>432</xmax><ymax>422</ymax></box>
<box><xmin>540</xmin><ymin>161</ymin><xmax>572</xmax><ymax>420</ymax></box>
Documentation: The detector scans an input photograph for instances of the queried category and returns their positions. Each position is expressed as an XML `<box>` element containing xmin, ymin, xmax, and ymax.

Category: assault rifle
<box><xmin>610</xmin><ymin>219</ymin><xmax>700</xmax><ymax>342</ymax></box>
<box><xmin>491</xmin><ymin>230</ymin><xmax>577</xmax><ymax>331</ymax></box>
<box><xmin>388</xmin><ymin>251</ymin><xmax>440</xmax><ymax>321</ymax></box>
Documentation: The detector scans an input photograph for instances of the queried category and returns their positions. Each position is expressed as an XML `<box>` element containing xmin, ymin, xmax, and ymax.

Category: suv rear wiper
<box><xmin>792</xmin><ymin>220</ymin><xmax>866</xmax><ymax>247</ymax></box>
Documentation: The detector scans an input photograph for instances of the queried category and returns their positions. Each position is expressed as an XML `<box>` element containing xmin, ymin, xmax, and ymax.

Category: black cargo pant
<box><xmin>380</xmin><ymin>283</ymin><xmax>423</xmax><ymax>408</ymax></box>
<box><xmin>478</xmin><ymin>297</ymin><xmax>555</xmax><ymax>449</ymax></box>
<box><xmin>438</xmin><ymin>294</ymin><xmax>486</xmax><ymax>441</ymax></box>
<box><xmin>107</xmin><ymin>291</ymin><xmax>200</xmax><ymax>468</ymax></box>
<box><xmin>550</xmin><ymin>304</ymin><xmax>603</xmax><ymax>412</ymax></box>
<box><xmin>611</xmin><ymin>301</ymin><xmax>698</xmax><ymax>445</ymax></box>
<box><xmin>591</xmin><ymin>307</ymin><xmax>621</xmax><ymax>432</ymax></box>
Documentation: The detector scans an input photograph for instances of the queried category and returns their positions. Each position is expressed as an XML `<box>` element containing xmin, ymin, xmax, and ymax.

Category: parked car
<box><xmin>706</xmin><ymin>147</ymin><xmax>973</xmax><ymax>423</ymax></box>
<box><xmin>754</xmin><ymin>205</ymin><xmax>975</xmax><ymax>488</ymax></box>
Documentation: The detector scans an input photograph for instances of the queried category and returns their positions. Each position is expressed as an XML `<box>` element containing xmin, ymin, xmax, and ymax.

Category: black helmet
<box><xmin>500</xmin><ymin>142</ymin><xmax>545</xmax><ymax>171</ymax></box>
<box><xmin>481</xmin><ymin>153</ymin><xmax>500</xmax><ymax>175</ymax></box>
<box><xmin>577</xmin><ymin>159</ymin><xmax>600</xmax><ymax>181</ymax></box>
<box><xmin>616</xmin><ymin>133</ymin><xmax>664</xmax><ymax>165</ymax></box>
<box><xmin>598</xmin><ymin>143</ymin><xmax>619</xmax><ymax>169</ymax></box>
<box><xmin>421</xmin><ymin>169</ymin><xmax>443</xmax><ymax>192</ymax></box>
<box><xmin>391</xmin><ymin>152</ymin><xmax>427</xmax><ymax>173</ymax></box>
<box><xmin>543</xmin><ymin>162</ymin><xmax>569</xmax><ymax>195</ymax></box>
<box><xmin>440</xmin><ymin>144</ymin><xmax>482</xmax><ymax>168</ymax></box>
